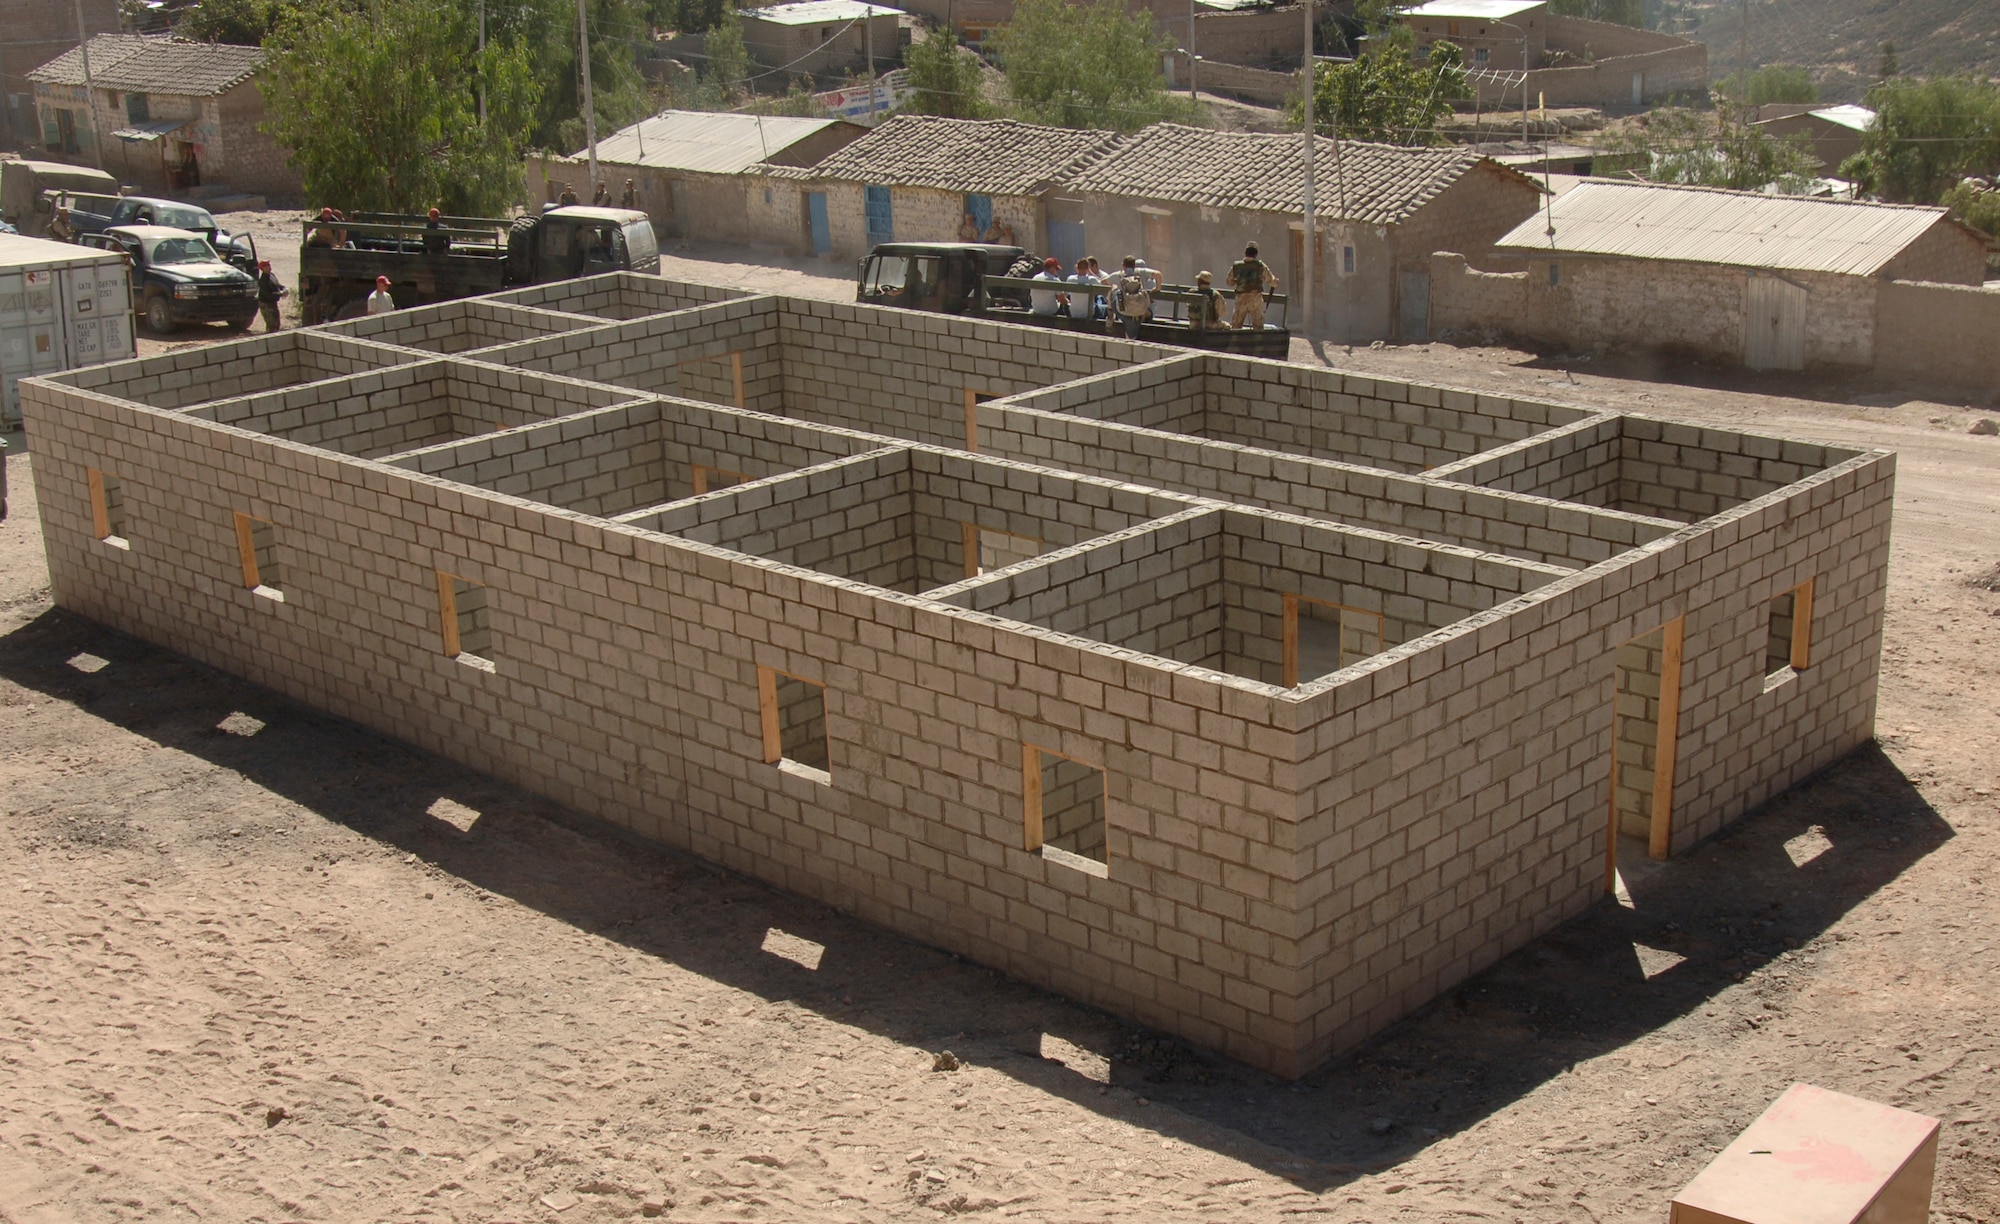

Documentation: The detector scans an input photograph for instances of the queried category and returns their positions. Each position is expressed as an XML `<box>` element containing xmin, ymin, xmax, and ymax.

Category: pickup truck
<box><xmin>299</xmin><ymin>206</ymin><xmax>659</xmax><ymax>323</ymax></box>
<box><xmin>81</xmin><ymin>224</ymin><xmax>259</xmax><ymax>333</ymax></box>
<box><xmin>857</xmin><ymin>242</ymin><xmax>1291</xmax><ymax>357</ymax></box>
<box><xmin>56</xmin><ymin>193</ymin><xmax>260</xmax><ymax>275</ymax></box>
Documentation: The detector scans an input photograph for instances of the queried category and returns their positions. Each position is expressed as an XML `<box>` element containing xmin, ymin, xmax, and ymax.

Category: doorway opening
<box><xmin>1607</xmin><ymin>616</ymin><xmax>1684</xmax><ymax>898</ymax></box>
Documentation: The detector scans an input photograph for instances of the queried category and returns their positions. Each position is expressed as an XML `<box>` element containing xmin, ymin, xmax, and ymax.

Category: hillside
<box><xmin>1669</xmin><ymin>0</ymin><xmax>2000</xmax><ymax>102</ymax></box>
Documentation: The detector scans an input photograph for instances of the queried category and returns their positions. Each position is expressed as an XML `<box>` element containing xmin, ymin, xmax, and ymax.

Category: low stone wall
<box><xmin>1471</xmin><ymin>16</ymin><xmax>1707</xmax><ymax>109</ymax></box>
<box><xmin>1874</xmin><ymin>280</ymin><xmax>2000</xmax><ymax>395</ymax></box>
<box><xmin>1167</xmin><ymin>51</ymin><xmax>1297</xmax><ymax>107</ymax></box>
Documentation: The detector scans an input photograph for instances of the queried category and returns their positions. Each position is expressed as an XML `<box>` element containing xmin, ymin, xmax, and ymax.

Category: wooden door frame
<box><xmin>1606</xmin><ymin>615</ymin><xmax>1685</xmax><ymax>893</ymax></box>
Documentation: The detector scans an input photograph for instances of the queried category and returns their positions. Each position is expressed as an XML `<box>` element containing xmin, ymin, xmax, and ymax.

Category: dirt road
<box><xmin>4</xmin><ymin>254</ymin><xmax>1998</xmax><ymax>1222</ymax></box>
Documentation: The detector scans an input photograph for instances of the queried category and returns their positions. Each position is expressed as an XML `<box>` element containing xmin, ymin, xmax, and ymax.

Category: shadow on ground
<box><xmin>1506</xmin><ymin>346</ymin><xmax>1993</xmax><ymax>410</ymax></box>
<box><xmin>0</xmin><ymin>607</ymin><xmax>1952</xmax><ymax>1193</ymax></box>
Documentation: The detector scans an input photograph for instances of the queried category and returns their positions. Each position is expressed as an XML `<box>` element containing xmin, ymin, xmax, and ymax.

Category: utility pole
<box><xmin>1299</xmin><ymin>0</ymin><xmax>1314</xmax><ymax>337</ymax></box>
<box><xmin>1188</xmin><ymin>0</ymin><xmax>1197</xmax><ymax>100</ymax></box>
<box><xmin>865</xmin><ymin>6</ymin><xmax>877</xmax><ymax>123</ymax></box>
<box><xmin>72</xmin><ymin>0</ymin><xmax>104</xmax><ymax>170</ymax></box>
<box><xmin>1738</xmin><ymin>0</ymin><xmax>1749</xmax><ymax>121</ymax></box>
<box><xmin>578</xmin><ymin>0</ymin><xmax>598</xmax><ymax>190</ymax></box>
<box><xmin>478</xmin><ymin>0</ymin><xmax>487</xmax><ymax>125</ymax></box>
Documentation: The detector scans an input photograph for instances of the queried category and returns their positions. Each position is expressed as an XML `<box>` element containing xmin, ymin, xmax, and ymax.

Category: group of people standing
<box><xmin>555</xmin><ymin>180</ymin><xmax>641</xmax><ymax>209</ymax></box>
<box><xmin>1028</xmin><ymin>243</ymin><xmax>1279</xmax><ymax>337</ymax></box>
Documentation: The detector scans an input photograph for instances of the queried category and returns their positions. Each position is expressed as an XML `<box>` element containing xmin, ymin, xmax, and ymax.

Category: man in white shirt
<box><xmin>366</xmin><ymin>275</ymin><xmax>396</xmax><ymax>315</ymax></box>
<box><xmin>1063</xmin><ymin>257</ymin><xmax>1098</xmax><ymax>319</ymax></box>
<box><xmin>1029</xmin><ymin>257</ymin><xmax>1067</xmax><ymax>316</ymax></box>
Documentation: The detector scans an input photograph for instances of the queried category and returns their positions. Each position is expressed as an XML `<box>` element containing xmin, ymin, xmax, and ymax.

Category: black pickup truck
<box><xmin>81</xmin><ymin>225</ymin><xmax>259</xmax><ymax>333</ymax></box>
<box><xmin>856</xmin><ymin>243</ymin><xmax>1291</xmax><ymax>357</ymax></box>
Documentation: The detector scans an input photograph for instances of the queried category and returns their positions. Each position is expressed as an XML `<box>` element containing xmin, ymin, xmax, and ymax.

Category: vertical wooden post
<box><xmin>1021</xmin><ymin>744</ymin><xmax>1044</xmax><ymax>851</ymax></box>
<box><xmin>87</xmin><ymin>468</ymin><xmax>110</xmax><ymax>539</ymax></box>
<box><xmin>730</xmin><ymin>350</ymin><xmax>745</xmax><ymax>408</ymax></box>
<box><xmin>1790</xmin><ymin>578</ymin><xmax>1815</xmax><ymax>670</ymax></box>
<box><xmin>437</xmin><ymin>571</ymin><xmax>461</xmax><ymax>657</ymax></box>
<box><xmin>1648</xmin><ymin>616</ymin><xmax>1685</xmax><ymax>862</ymax></box>
<box><xmin>233</xmin><ymin>512</ymin><xmax>260</xmax><ymax>588</ymax></box>
<box><xmin>691</xmin><ymin>464</ymin><xmax>711</xmax><ymax>496</ymax></box>
<box><xmin>961</xmin><ymin>521</ymin><xmax>980</xmax><ymax>579</ymax></box>
<box><xmin>963</xmin><ymin>388</ymin><xmax>980</xmax><ymax>452</ymax></box>
<box><xmin>757</xmin><ymin>666</ymin><xmax>782</xmax><ymax>763</ymax></box>
<box><xmin>1281</xmin><ymin>592</ymin><xmax>1300</xmax><ymax>688</ymax></box>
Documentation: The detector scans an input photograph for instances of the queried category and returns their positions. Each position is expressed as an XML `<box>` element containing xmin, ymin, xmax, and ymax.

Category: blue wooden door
<box><xmin>964</xmin><ymin>193</ymin><xmax>993</xmax><ymax>239</ymax></box>
<box><xmin>1047</xmin><ymin>220</ymin><xmax>1084</xmax><ymax>270</ymax></box>
<box><xmin>806</xmin><ymin>191</ymin><xmax>830</xmax><ymax>255</ymax></box>
<box><xmin>864</xmin><ymin>185</ymin><xmax>893</xmax><ymax>248</ymax></box>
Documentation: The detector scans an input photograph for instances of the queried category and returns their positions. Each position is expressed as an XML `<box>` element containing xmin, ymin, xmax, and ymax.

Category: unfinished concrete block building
<box><xmin>22</xmin><ymin>275</ymin><xmax>1893</xmax><ymax>1076</ymax></box>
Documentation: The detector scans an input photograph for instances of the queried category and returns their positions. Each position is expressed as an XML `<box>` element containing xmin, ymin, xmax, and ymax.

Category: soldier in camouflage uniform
<box><xmin>1228</xmin><ymin>243</ymin><xmax>1277</xmax><ymax>330</ymax></box>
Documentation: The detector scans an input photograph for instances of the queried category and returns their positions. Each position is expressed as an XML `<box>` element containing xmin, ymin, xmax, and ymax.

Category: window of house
<box><xmin>126</xmin><ymin>92</ymin><xmax>149</xmax><ymax>124</ymax></box>
<box><xmin>1343</xmin><ymin>245</ymin><xmax>1356</xmax><ymax>275</ymax></box>
<box><xmin>232</xmin><ymin>511</ymin><xmax>283</xmax><ymax>602</ymax></box>
<box><xmin>437</xmin><ymin>571</ymin><xmax>495</xmax><ymax>671</ymax></box>
<box><xmin>759</xmin><ymin>667</ymin><xmax>831</xmax><ymax>782</ymax></box>
<box><xmin>1764</xmin><ymin>579</ymin><xmax>1815</xmax><ymax>688</ymax></box>
<box><xmin>1475</xmin><ymin>46</ymin><xmax>1490</xmax><ymax>63</ymax></box>
<box><xmin>1549</xmin><ymin>262</ymin><xmax>1561</xmax><ymax>286</ymax></box>
<box><xmin>1023</xmin><ymin>746</ymin><xmax>1107</xmax><ymax>875</ymax></box>
<box><xmin>86</xmin><ymin>468</ymin><xmax>128</xmax><ymax>548</ymax></box>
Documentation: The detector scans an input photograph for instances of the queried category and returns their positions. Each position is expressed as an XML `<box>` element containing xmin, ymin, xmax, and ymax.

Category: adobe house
<box><xmin>1750</xmin><ymin>104</ymin><xmax>1875</xmax><ymax>176</ymax></box>
<box><xmin>736</xmin><ymin>0</ymin><xmax>903</xmax><ymax>77</ymax></box>
<box><xmin>24</xmin><ymin>272</ymin><xmax>1892</xmax><ymax>1077</ymax></box>
<box><xmin>0</xmin><ymin>0</ymin><xmax>117</xmax><ymax>147</ymax></box>
<box><xmin>28</xmin><ymin>34</ymin><xmax>300</xmax><ymax>198</ymax></box>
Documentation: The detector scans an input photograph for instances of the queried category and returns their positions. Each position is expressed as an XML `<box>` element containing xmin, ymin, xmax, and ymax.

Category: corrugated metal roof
<box><xmin>738</xmin><ymin>0</ymin><xmax>898</xmax><ymax>25</ymax></box>
<box><xmin>1401</xmin><ymin>0</ymin><xmax>1546</xmax><ymax>19</ymax></box>
<box><xmin>577</xmin><ymin>111</ymin><xmax>850</xmax><ymax>173</ymax></box>
<box><xmin>1494</xmin><ymin>180</ymin><xmax>1952</xmax><ymax>276</ymax></box>
<box><xmin>1808</xmin><ymin>104</ymin><xmax>1876</xmax><ymax>133</ymax></box>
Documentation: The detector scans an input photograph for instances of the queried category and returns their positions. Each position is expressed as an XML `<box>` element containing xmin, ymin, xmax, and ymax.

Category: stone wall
<box><xmin>1468</xmin><ymin>16</ymin><xmax>1708</xmax><ymax>109</ymax></box>
<box><xmin>1873</xmin><ymin>280</ymin><xmax>2000</xmax><ymax>395</ymax></box>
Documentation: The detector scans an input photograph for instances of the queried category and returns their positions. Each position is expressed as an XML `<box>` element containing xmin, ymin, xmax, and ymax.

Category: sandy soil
<box><xmin>5</xmin><ymin>252</ymin><xmax>1999</xmax><ymax>1223</ymax></box>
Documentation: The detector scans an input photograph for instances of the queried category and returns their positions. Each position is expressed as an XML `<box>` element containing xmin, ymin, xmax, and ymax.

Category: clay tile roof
<box><xmin>30</xmin><ymin>34</ymin><xmax>265</xmax><ymax>97</ymax></box>
<box><xmin>799</xmin><ymin>116</ymin><xmax>1123</xmax><ymax>197</ymax></box>
<box><xmin>1066</xmin><ymin>124</ymin><xmax>1505</xmax><ymax>225</ymax></box>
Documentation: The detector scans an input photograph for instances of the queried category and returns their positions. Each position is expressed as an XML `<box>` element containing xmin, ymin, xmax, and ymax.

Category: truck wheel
<box><xmin>226</xmin><ymin>313</ymin><xmax>253</xmax><ymax>331</ymax></box>
<box><xmin>143</xmin><ymin>293</ymin><xmax>175</xmax><ymax>334</ymax></box>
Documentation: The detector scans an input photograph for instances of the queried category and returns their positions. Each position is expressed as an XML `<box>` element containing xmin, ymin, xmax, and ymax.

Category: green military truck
<box><xmin>299</xmin><ymin>206</ymin><xmax>660</xmax><ymax>324</ymax></box>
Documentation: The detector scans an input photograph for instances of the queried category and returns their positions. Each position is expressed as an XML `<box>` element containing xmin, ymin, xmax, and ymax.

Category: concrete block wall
<box><xmin>184</xmin><ymin>360</ymin><xmax>638</xmax><ymax>460</ymax></box>
<box><xmin>485</xmin><ymin>297</ymin><xmax>787</xmax><ymax>413</ymax></box>
<box><xmin>488</xmin><ymin>271</ymin><xmax>752</xmax><ymax>320</ymax></box>
<box><xmin>323</xmin><ymin>299</ymin><xmax>603</xmax><ymax>355</ymax></box>
<box><xmin>1442</xmin><ymin>415</ymin><xmax>1861</xmax><ymax>525</ymax></box>
<box><xmin>22</xmin><ymin>277</ymin><xmax>1896</xmax><ymax>1079</ymax></box>
<box><xmin>977</xmin><ymin>394</ymin><xmax>1674</xmax><ymax>569</ymax></box>
<box><xmin>47</xmin><ymin>330</ymin><xmax>420</xmax><ymax>411</ymax></box>
<box><xmin>385</xmin><ymin>397</ymin><xmax>882</xmax><ymax>520</ymax></box>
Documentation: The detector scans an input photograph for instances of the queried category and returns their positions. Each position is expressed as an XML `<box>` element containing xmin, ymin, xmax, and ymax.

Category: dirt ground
<box><xmin>6</xmin><ymin>249</ymin><xmax>2000</xmax><ymax>1223</ymax></box>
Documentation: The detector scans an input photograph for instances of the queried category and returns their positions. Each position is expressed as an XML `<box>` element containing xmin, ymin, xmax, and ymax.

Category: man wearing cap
<box><xmin>423</xmin><ymin>207</ymin><xmax>450</xmax><ymax>254</ymax></box>
<box><xmin>47</xmin><ymin>205</ymin><xmax>77</xmax><ymax>243</ymax></box>
<box><xmin>367</xmin><ymin>275</ymin><xmax>396</xmax><ymax>315</ymax></box>
<box><xmin>1189</xmin><ymin>271</ymin><xmax>1224</xmax><ymax>333</ymax></box>
<box><xmin>620</xmin><ymin>179</ymin><xmax>639</xmax><ymax>209</ymax></box>
<box><xmin>1029</xmin><ymin>256</ymin><xmax>1068</xmax><ymax>317</ymax></box>
<box><xmin>255</xmin><ymin>260</ymin><xmax>287</xmax><ymax>332</ymax></box>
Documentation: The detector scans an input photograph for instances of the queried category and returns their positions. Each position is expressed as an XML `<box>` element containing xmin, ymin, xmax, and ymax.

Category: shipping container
<box><xmin>0</xmin><ymin>233</ymin><xmax>135</xmax><ymax>428</ymax></box>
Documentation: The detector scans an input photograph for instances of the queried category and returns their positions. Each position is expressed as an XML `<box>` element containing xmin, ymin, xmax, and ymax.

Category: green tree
<box><xmin>1941</xmin><ymin>181</ymin><xmax>2000</xmax><ymax>238</ymax></box>
<box><xmin>994</xmin><ymin>0</ymin><xmax>1198</xmax><ymax>132</ymax></box>
<box><xmin>702</xmin><ymin>10</ymin><xmax>750</xmax><ymax>101</ymax></box>
<box><xmin>1604</xmin><ymin>105</ymin><xmax>1821</xmax><ymax>192</ymax></box>
<box><xmin>179</xmin><ymin>0</ymin><xmax>290</xmax><ymax>44</ymax></box>
<box><xmin>261</xmin><ymin>0</ymin><xmax>540</xmax><ymax>215</ymax></box>
<box><xmin>1548</xmin><ymin>0</ymin><xmax>1642</xmax><ymax>25</ymax></box>
<box><xmin>1718</xmin><ymin>63</ymin><xmax>1816</xmax><ymax>106</ymax></box>
<box><xmin>1297</xmin><ymin>40</ymin><xmax>1467</xmax><ymax>145</ymax></box>
<box><xmin>904</xmin><ymin>29</ymin><xmax>988</xmax><ymax>118</ymax></box>
<box><xmin>1841</xmin><ymin>75</ymin><xmax>2000</xmax><ymax>203</ymax></box>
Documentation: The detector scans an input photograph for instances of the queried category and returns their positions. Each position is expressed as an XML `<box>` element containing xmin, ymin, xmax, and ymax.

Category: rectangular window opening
<box><xmin>960</xmin><ymin>522</ymin><xmax>1043</xmax><ymax>578</ymax></box>
<box><xmin>759</xmin><ymin>667</ymin><xmax>830</xmax><ymax>782</ymax></box>
<box><xmin>232</xmin><ymin>511</ymin><xmax>284</xmax><ymax>601</ymax></box>
<box><xmin>437</xmin><ymin>571</ymin><xmax>495</xmax><ymax>671</ymax></box>
<box><xmin>87</xmin><ymin>468</ymin><xmax>129</xmax><ymax>548</ymax></box>
<box><xmin>1343</xmin><ymin>245</ymin><xmax>1356</xmax><ymax>276</ymax></box>
<box><xmin>1282</xmin><ymin>595</ymin><xmax>1387</xmax><ymax>688</ymax></box>
<box><xmin>1023</xmin><ymin>745</ymin><xmax>1107</xmax><ymax>874</ymax></box>
<box><xmin>1549</xmin><ymin>262</ymin><xmax>1562</xmax><ymax>286</ymax></box>
<box><xmin>691</xmin><ymin>463</ymin><xmax>753</xmax><ymax>495</ymax></box>
<box><xmin>1764</xmin><ymin>579</ymin><xmax>1814</xmax><ymax>687</ymax></box>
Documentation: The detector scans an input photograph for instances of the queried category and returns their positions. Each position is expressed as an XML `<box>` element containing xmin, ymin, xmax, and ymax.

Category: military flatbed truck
<box><xmin>856</xmin><ymin>242</ymin><xmax>1290</xmax><ymax>358</ymax></box>
<box><xmin>299</xmin><ymin>206</ymin><xmax>659</xmax><ymax>324</ymax></box>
